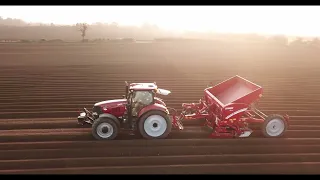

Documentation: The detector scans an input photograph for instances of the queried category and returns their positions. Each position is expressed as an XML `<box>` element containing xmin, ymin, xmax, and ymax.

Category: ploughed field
<box><xmin>0</xmin><ymin>42</ymin><xmax>320</xmax><ymax>174</ymax></box>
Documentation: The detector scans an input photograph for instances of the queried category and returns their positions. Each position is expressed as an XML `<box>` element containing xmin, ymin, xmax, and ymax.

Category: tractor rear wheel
<box><xmin>92</xmin><ymin>117</ymin><xmax>119</xmax><ymax>140</ymax></box>
<box><xmin>138</xmin><ymin>111</ymin><xmax>172</xmax><ymax>139</ymax></box>
<box><xmin>262</xmin><ymin>114</ymin><xmax>288</xmax><ymax>138</ymax></box>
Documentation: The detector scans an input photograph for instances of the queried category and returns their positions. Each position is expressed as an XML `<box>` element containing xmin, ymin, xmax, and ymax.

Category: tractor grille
<box><xmin>92</xmin><ymin>106</ymin><xmax>103</xmax><ymax>115</ymax></box>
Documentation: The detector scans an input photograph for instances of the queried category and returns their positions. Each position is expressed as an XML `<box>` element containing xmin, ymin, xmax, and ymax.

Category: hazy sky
<box><xmin>0</xmin><ymin>6</ymin><xmax>319</xmax><ymax>36</ymax></box>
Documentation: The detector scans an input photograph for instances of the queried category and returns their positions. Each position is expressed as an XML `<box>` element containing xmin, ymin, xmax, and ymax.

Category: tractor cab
<box><xmin>123</xmin><ymin>82</ymin><xmax>171</xmax><ymax>129</ymax></box>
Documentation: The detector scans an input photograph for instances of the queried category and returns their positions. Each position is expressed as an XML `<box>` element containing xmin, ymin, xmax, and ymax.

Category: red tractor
<box><xmin>78</xmin><ymin>75</ymin><xmax>289</xmax><ymax>140</ymax></box>
<box><xmin>77</xmin><ymin>81</ymin><xmax>181</xmax><ymax>140</ymax></box>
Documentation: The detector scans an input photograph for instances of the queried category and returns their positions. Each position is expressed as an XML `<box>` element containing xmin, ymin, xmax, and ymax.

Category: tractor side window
<box><xmin>131</xmin><ymin>91</ymin><xmax>153</xmax><ymax>116</ymax></box>
<box><xmin>132</xmin><ymin>91</ymin><xmax>153</xmax><ymax>105</ymax></box>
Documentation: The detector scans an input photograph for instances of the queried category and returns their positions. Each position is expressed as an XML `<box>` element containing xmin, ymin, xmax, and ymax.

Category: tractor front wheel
<box><xmin>92</xmin><ymin>117</ymin><xmax>119</xmax><ymax>140</ymax></box>
<box><xmin>138</xmin><ymin>111</ymin><xmax>172</xmax><ymax>139</ymax></box>
<box><xmin>262</xmin><ymin>114</ymin><xmax>288</xmax><ymax>138</ymax></box>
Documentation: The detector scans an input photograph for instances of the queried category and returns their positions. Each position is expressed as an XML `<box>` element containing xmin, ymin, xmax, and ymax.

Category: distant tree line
<box><xmin>0</xmin><ymin>16</ymin><xmax>27</xmax><ymax>26</ymax></box>
<box><xmin>0</xmin><ymin>16</ymin><xmax>320</xmax><ymax>48</ymax></box>
<box><xmin>0</xmin><ymin>17</ymin><xmax>168</xmax><ymax>41</ymax></box>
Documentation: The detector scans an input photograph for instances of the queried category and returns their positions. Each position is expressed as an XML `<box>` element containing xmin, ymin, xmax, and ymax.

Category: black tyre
<box><xmin>138</xmin><ymin>110</ymin><xmax>172</xmax><ymax>139</ymax></box>
<box><xmin>262</xmin><ymin>114</ymin><xmax>288</xmax><ymax>138</ymax></box>
<box><xmin>92</xmin><ymin>117</ymin><xmax>119</xmax><ymax>140</ymax></box>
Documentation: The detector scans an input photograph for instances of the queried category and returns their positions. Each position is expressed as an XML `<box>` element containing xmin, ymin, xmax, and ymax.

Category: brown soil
<box><xmin>0</xmin><ymin>42</ymin><xmax>320</xmax><ymax>174</ymax></box>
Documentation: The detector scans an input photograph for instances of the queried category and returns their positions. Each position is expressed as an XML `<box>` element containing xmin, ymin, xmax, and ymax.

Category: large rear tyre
<box><xmin>92</xmin><ymin>117</ymin><xmax>119</xmax><ymax>140</ymax></box>
<box><xmin>262</xmin><ymin>114</ymin><xmax>288</xmax><ymax>138</ymax></box>
<box><xmin>138</xmin><ymin>111</ymin><xmax>172</xmax><ymax>139</ymax></box>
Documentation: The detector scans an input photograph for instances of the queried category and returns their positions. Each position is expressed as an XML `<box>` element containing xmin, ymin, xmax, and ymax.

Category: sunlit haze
<box><xmin>0</xmin><ymin>6</ymin><xmax>319</xmax><ymax>36</ymax></box>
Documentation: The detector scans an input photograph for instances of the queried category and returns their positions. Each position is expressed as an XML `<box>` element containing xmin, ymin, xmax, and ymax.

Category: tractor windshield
<box><xmin>131</xmin><ymin>90</ymin><xmax>153</xmax><ymax>116</ymax></box>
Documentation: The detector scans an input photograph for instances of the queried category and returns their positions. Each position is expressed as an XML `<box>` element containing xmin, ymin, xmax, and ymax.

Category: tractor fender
<box><xmin>98</xmin><ymin>113</ymin><xmax>121</xmax><ymax>128</ymax></box>
<box><xmin>138</xmin><ymin>104</ymin><xmax>169</xmax><ymax>119</ymax></box>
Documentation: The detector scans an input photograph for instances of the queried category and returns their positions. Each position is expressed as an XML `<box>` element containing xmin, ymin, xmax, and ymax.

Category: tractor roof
<box><xmin>129</xmin><ymin>83</ymin><xmax>158</xmax><ymax>91</ymax></box>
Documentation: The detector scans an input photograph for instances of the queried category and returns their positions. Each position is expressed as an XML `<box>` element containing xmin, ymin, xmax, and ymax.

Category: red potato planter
<box><xmin>77</xmin><ymin>75</ymin><xmax>289</xmax><ymax>140</ymax></box>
